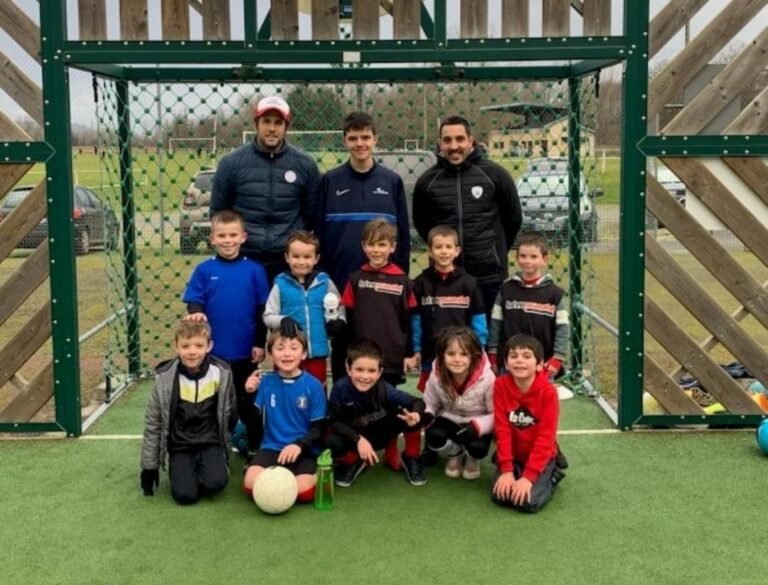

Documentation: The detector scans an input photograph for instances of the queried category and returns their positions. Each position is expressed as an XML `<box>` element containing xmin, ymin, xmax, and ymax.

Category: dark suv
<box><xmin>179</xmin><ymin>151</ymin><xmax>436</xmax><ymax>253</ymax></box>
<box><xmin>516</xmin><ymin>158</ymin><xmax>602</xmax><ymax>246</ymax></box>
<box><xmin>0</xmin><ymin>185</ymin><xmax>119</xmax><ymax>255</ymax></box>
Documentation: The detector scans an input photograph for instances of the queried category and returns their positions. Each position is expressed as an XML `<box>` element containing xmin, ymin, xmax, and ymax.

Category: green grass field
<box><xmin>2</xmin><ymin>384</ymin><xmax>767</xmax><ymax>585</ymax></box>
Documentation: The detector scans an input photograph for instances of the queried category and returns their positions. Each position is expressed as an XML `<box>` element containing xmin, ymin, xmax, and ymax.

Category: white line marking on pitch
<box><xmin>79</xmin><ymin>428</ymin><xmax>624</xmax><ymax>440</ymax></box>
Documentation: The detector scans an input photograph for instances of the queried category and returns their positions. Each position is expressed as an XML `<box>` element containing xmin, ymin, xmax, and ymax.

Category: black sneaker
<box><xmin>555</xmin><ymin>444</ymin><xmax>569</xmax><ymax>470</ymax></box>
<box><xmin>334</xmin><ymin>459</ymin><xmax>367</xmax><ymax>488</ymax></box>
<box><xmin>421</xmin><ymin>447</ymin><xmax>438</xmax><ymax>467</ymax></box>
<box><xmin>401</xmin><ymin>454</ymin><xmax>427</xmax><ymax>487</ymax></box>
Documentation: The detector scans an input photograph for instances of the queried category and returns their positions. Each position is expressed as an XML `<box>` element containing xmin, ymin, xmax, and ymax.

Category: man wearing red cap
<box><xmin>211</xmin><ymin>96</ymin><xmax>321</xmax><ymax>281</ymax></box>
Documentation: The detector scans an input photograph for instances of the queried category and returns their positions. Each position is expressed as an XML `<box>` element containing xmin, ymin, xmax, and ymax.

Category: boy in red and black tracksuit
<box><xmin>492</xmin><ymin>334</ymin><xmax>564</xmax><ymax>513</ymax></box>
<box><xmin>341</xmin><ymin>218</ymin><xmax>419</xmax><ymax>470</ymax></box>
<box><xmin>412</xmin><ymin>225</ymin><xmax>487</xmax><ymax>391</ymax></box>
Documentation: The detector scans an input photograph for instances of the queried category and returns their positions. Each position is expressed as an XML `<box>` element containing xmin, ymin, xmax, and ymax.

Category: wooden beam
<box><xmin>0</xmin><ymin>242</ymin><xmax>49</xmax><ymax>329</ymax></box>
<box><xmin>649</xmin><ymin>0</ymin><xmax>708</xmax><ymax>58</ymax></box>
<box><xmin>671</xmin><ymin>279</ymin><xmax>768</xmax><ymax>380</ymax></box>
<box><xmin>271</xmin><ymin>0</ymin><xmax>299</xmax><ymax>40</ymax></box>
<box><xmin>120</xmin><ymin>0</ymin><xmax>148</xmax><ymax>41</ymax></box>
<box><xmin>393</xmin><ymin>0</ymin><xmax>420</xmax><ymax>39</ymax></box>
<box><xmin>583</xmin><ymin>0</ymin><xmax>610</xmax><ymax>36</ymax></box>
<box><xmin>161</xmin><ymin>0</ymin><xmax>190</xmax><ymax>40</ymax></box>
<box><xmin>0</xmin><ymin>51</ymin><xmax>43</xmax><ymax>127</ymax></box>
<box><xmin>0</xmin><ymin>361</ymin><xmax>53</xmax><ymax>422</ymax></box>
<box><xmin>663</xmin><ymin>157</ymin><xmax>768</xmax><ymax>266</ymax></box>
<box><xmin>312</xmin><ymin>0</ymin><xmax>339</xmax><ymax>40</ymax></box>
<box><xmin>570</xmin><ymin>0</ymin><xmax>584</xmax><ymax>15</ymax></box>
<box><xmin>0</xmin><ymin>303</ymin><xmax>51</xmax><ymax>390</ymax></box>
<box><xmin>724</xmin><ymin>84</ymin><xmax>768</xmax><ymax>135</ymax></box>
<box><xmin>663</xmin><ymin>26</ymin><xmax>768</xmax><ymax>135</ymax></box>
<box><xmin>0</xmin><ymin>163</ymin><xmax>33</xmax><ymax>198</ymax></box>
<box><xmin>353</xmin><ymin>0</ymin><xmax>379</xmax><ymax>39</ymax></box>
<box><xmin>0</xmin><ymin>0</ymin><xmax>41</xmax><ymax>63</ymax></box>
<box><xmin>201</xmin><ymin>0</ymin><xmax>230</xmax><ymax>40</ymax></box>
<box><xmin>645</xmin><ymin>235</ymin><xmax>768</xmax><ymax>390</ymax></box>
<box><xmin>644</xmin><ymin>356</ymin><xmax>706</xmax><ymax>415</ymax></box>
<box><xmin>78</xmin><ymin>0</ymin><xmax>107</xmax><ymax>40</ymax></box>
<box><xmin>543</xmin><ymin>0</ymin><xmax>569</xmax><ymax>37</ymax></box>
<box><xmin>189</xmin><ymin>0</ymin><xmax>202</xmax><ymax>14</ymax></box>
<box><xmin>0</xmin><ymin>110</ymin><xmax>32</xmax><ymax>142</ymax></box>
<box><xmin>646</xmin><ymin>175</ymin><xmax>768</xmax><ymax>331</ymax></box>
<box><xmin>0</xmin><ymin>181</ymin><xmax>47</xmax><ymax>262</ymax></box>
<box><xmin>721</xmin><ymin>157</ymin><xmax>768</xmax><ymax>207</ymax></box>
<box><xmin>649</xmin><ymin>0</ymin><xmax>766</xmax><ymax>119</ymax></box>
<box><xmin>502</xmin><ymin>0</ymin><xmax>529</xmax><ymax>38</ymax></box>
<box><xmin>645</xmin><ymin>297</ymin><xmax>765</xmax><ymax>414</ymax></box>
<box><xmin>461</xmin><ymin>0</ymin><xmax>487</xmax><ymax>38</ymax></box>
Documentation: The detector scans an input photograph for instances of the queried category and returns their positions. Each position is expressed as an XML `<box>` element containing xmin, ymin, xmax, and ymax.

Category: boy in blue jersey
<box><xmin>263</xmin><ymin>231</ymin><xmax>346</xmax><ymax>385</ymax></box>
<box><xmin>182</xmin><ymin>210</ymin><xmax>270</xmax><ymax>451</ymax></box>
<box><xmin>327</xmin><ymin>339</ymin><xmax>427</xmax><ymax>487</ymax></box>
<box><xmin>242</xmin><ymin>326</ymin><xmax>327</xmax><ymax>503</ymax></box>
<box><xmin>314</xmin><ymin>111</ymin><xmax>411</xmax><ymax>383</ymax></box>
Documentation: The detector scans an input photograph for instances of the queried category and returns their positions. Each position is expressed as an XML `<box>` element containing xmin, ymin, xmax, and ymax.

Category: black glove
<box><xmin>140</xmin><ymin>469</ymin><xmax>159</xmax><ymax>496</ymax></box>
<box><xmin>454</xmin><ymin>422</ymin><xmax>479</xmax><ymax>446</ymax></box>
<box><xmin>279</xmin><ymin>316</ymin><xmax>302</xmax><ymax>337</ymax></box>
<box><xmin>325</xmin><ymin>319</ymin><xmax>346</xmax><ymax>337</ymax></box>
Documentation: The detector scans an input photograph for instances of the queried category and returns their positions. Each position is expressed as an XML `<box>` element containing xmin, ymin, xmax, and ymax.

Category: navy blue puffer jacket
<box><xmin>211</xmin><ymin>140</ymin><xmax>321</xmax><ymax>262</ymax></box>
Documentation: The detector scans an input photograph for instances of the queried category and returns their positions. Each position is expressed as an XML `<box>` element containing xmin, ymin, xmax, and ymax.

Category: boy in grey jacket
<box><xmin>140</xmin><ymin>321</ymin><xmax>236</xmax><ymax>505</ymax></box>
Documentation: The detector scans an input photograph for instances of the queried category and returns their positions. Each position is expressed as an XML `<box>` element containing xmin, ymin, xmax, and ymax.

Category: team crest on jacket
<box><xmin>471</xmin><ymin>185</ymin><xmax>483</xmax><ymax>198</ymax></box>
<box><xmin>296</xmin><ymin>395</ymin><xmax>308</xmax><ymax>409</ymax></box>
<box><xmin>509</xmin><ymin>406</ymin><xmax>537</xmax><ymax>428</ymax></box>
<box><xmin>284</xmin><ymin>170</ymin><xmax>297</xmax><ymax>183</ymax></box>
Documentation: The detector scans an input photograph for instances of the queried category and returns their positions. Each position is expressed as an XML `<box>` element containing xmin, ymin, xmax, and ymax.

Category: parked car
<box><xmin>180</xmin><ymin>168</ymin><xmax>214</xmax><ymax>254</ymax></box>
<box><xmin>515</xmin><ymin>158</ymin><xmax>602</xmax><ymax>247</ymax></box>
<box><xmin>649</xmin><ymin>165</ymin><xmax>686</xmax><ymax>230</ymax></box>
<box><xmin>180</xmin><ymin>151</ymin><xmax>437</xmax><ymax>254</ymax></box>
<box><xmin>0</xmin><ymin>185</ymin><xmax>119</xmax><ymax>255</ymax></box>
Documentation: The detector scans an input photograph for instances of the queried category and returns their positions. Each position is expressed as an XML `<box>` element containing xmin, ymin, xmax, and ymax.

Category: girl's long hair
<box><xmin>434</xmin><ymin>326</ymin><xmax>483</xmax><ymax>403</ymax></box>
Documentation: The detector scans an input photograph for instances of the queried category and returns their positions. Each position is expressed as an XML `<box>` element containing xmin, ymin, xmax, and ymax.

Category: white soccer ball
<box><xmin>252</xmin><ymin>466</ymin><xmax>298</xmax><ymax>515</ymax></box>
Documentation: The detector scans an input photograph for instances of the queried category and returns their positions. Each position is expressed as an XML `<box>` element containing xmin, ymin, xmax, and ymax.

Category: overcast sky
<box><xmin>1</xmin><ymin>0</ymin><xmax>766</xmax><ymax>127</ymax></box>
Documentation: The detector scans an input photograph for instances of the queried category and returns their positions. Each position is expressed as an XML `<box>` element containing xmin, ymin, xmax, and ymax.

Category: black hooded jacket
<box><xmin>412</xmin><ymin>148</ymin><xmax>522</xmax><ymax>285</ymax></box>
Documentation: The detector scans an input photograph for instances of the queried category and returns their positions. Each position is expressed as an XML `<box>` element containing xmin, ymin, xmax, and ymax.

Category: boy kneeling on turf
<box><xmin>140</xmin><ymin>320</ymin><xmax>236</xmax><ymax>505</ymax></box>
<box><xmin>326</xmin><ymin>339</ymin><xmax>427</xmax><ymax>487</ymax></box>
<box><xmin>242</xmin><ymin>323</ymin><xmax>327</xmax><ymax>503</ymax></box>
<box><xmin>492</xmin><ymin>334</ymin><xmax>565</xmax><ymax>513</ymax></box>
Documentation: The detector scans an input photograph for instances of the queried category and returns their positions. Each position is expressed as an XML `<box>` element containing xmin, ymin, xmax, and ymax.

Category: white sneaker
<box><xmin>556</xmin><ymin>384</ymin><xmax>574</xmax><ymax>400</ymax></box>
<box><xmin>444</xmin><ymin>454</ymin><xmax>463</xmax><ymax>478</ymax></box>
<box><xmin>462</xmin><ymin>456</ymin><xmax>481</xmax><ymax>480</ymax></box>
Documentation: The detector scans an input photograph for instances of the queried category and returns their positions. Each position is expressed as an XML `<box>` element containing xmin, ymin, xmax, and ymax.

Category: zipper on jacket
<box><xmin>456</xmin><ymin>172</ymin><xmax>464</xmax><ymax>247</ymax></box>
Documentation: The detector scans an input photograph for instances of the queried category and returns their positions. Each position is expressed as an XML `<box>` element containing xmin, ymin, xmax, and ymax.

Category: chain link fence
<box><xmin>82</xmin><ymin>76</ymin><xmax>610</xmax><ymax>406</ymax></box>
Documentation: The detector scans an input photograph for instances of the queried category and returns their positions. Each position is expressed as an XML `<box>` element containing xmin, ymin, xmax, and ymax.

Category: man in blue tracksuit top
<box><xmin>314</xmin><ymin>111</ymin><xmax>411</xmax><ymax>381</ymax></box>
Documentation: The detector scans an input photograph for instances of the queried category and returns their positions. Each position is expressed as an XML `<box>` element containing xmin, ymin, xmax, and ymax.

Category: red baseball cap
<box><xmin>254</xmin><ymin>96</ymin><xmax>291</xmax><ymax>121</ymax></box>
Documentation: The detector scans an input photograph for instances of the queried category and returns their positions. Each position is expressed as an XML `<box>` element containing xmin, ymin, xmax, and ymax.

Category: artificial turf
<box><xmin>2</xmin><ymin>384</ymin><xmax>766</xmax><ymax>585</ymax></box>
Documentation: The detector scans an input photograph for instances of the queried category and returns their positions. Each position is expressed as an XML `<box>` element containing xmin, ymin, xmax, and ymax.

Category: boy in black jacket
<box><xmin>412</xmin><ymin>225</ymin><xmax>487</xmax><ymax>392</ymax></box>
<box><xmin>326</xmin><ymin>339</ymin><xmax>427</xmax><ymax>487</ymax></box>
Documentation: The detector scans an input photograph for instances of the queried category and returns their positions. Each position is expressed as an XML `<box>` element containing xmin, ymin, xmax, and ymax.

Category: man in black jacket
<box><xmin>211</xmin><ymin>96</ymin><xmax>321</xmax><ymax>282</ymax></box>
<box><xmin>412</xmin><ymin>115</ymin><xmax>522</xmax><ymax>315</ymax></box>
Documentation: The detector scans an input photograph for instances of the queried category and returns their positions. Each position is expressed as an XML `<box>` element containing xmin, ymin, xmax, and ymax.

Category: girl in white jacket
<box><xmin>423</xmin><ymin>326</ymin><xmax>495</xmax><ymax>480</ymax></box>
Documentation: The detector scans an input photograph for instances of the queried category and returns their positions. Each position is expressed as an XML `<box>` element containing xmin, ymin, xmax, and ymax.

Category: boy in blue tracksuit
<box><xmin>314</xmin><ymin>111</ymin><xmax>411</xmax><ymax>383</ymax></box>
<box><xmin>263</xmin><ymin>230</ymin><xmax>346</xmax><ymax>385</ymax></box>
<box><xmin>182</xmin><ymin>210</ymin><xmax>270</xmax><ymax>451</ymax></box>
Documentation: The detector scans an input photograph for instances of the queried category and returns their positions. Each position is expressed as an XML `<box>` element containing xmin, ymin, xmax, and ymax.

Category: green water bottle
<box><xmin>314</xmin><ymin>449</ymin><xmax>334</xmax><ymax>511</ymax></box>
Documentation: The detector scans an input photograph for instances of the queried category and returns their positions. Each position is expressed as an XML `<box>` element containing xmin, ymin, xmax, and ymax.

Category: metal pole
<box><xmin>39</xmin><ymin>0</ymin><xmax>82</xmax><ymax>436</ymax></box>
<box><xmin>617</xmin><ymin>0</ymin><xmax>651</xmax><ymax>429</ymax></box>
<box><xmin>117</xmin><ymin>80</ymin><xmax>141</xmax><ymax>375</ymax></box>
<box><xmin>567</xmin><ymin>76</ymin><xmax>584</xmax><ymax>382</ymax></box>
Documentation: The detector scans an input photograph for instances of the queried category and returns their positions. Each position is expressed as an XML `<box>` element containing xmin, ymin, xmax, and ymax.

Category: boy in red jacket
<box><xmin>492</xmin><ymin>334</ymin><xmax>565</xmax><ymax>513</ymax></box>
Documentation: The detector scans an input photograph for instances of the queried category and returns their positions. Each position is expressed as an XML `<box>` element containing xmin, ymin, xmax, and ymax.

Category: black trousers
<box><xmin>229</xmin><ymin>358</ymin><xmax>261</xmax><ymax>450</ymax></box>
<box><xmin>168</xmin><ymin>445</ymin><xmax>229</xmax><ymax>505</ymax></box>
<box><xmin>330</xmin><ymin>324</ymin><xmax>351</xmax><ymax>383</ymax></box>
<box><xmin>491</xmin><ymin>458</ymin><xmax>561</xmax><ymax>513</ymax></box>
<box><xmin>424</xmin><ymin>416</ymin><xmax>492</xmax><ymax>460</ymax></box>
<box><xmin>326</xmin><ymin>416</ymin><xmax>416</xmax><ymax>457</ymax></box>
<box><xmin>478</xmin><ymin>281</ymin><xmax>502</xmax><ymax>322</ymax></box>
